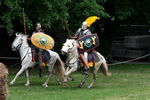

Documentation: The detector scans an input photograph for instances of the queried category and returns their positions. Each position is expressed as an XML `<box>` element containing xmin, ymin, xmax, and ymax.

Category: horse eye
<box><xmin>67</xmin><ymin>45</ymin><xmax>70</xmax><ymax>47</ymax></box>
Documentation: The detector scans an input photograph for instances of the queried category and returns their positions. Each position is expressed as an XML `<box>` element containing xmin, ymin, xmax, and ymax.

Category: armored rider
<box><xmin>72</xmin><ymin>16</ymin><xmax>100</xmax><ymax>74</ymax></box>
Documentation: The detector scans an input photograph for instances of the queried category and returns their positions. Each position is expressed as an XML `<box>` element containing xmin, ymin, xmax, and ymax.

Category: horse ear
<box><xmin>16</xmin><ymin>32</ymin><xmax>19</xmax><ymax>36</ymax></box>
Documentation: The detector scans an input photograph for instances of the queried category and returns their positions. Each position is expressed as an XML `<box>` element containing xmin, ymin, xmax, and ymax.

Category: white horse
<box><xmin>61</xmin><ymin>39</ymin><xmax>111</xmax><ymax>88</ymax></box>
<box><xmin>10</xmin><ymin>33</ymin><xmax>66</xmax><ymax>87</ymax></box>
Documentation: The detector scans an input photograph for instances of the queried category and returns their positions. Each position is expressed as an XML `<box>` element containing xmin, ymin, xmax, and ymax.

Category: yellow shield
<box><xmin>31</xmin><ymin>32</ymin><xmax>54</xmax><ymax>50</ymax></box>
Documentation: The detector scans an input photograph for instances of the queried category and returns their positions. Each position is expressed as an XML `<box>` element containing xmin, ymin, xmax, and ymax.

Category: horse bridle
<box><xmin>15</xmin><ymin>38</ymin><xmax>23</xmax><ymax>50</ymax></box>
<box><xmin>65</xmin><ymin>42</ymin><xmax>79</xmax><ymax>66</ymax></box>
<box><xmin>66</xmin><ymin>43</ymin><xmax>75</xmax><ymax>53</ymax></box>
<box><xmin>16</xmin><ymin>38</ymin><xmax>30</xmax><ymax>62</ymax></box>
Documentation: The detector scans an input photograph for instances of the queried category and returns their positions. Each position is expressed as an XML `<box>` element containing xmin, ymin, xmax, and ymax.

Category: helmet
<box><xmin>81</xmin><ymin>21</ymin><xmax>88</xmax><ymax>30</ymax></box>
<box><xmin>36</xmin><ymin>23</ymin><xmax>42</xmax><ymax>28</ymax></box>
<box><xmin>36</xmin><ymin>23</ymin><xmax>42</xmax><ymax>32</ymax></box>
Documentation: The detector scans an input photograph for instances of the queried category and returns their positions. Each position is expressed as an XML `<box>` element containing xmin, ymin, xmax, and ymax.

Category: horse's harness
<box><xmin>21</xmin><ymin>47</ymin><xmax>30</xmax><ymax>62</ymax></box>
<box><xmin>65</xmin><ymin>57</ymin><xmax>78</xmax><ymax>67</ymax></box>
<box><xmin>65</xmin><ymin>43</ymin><xmax>79</xmax><ymax>67</ymax></box>
<box><xmin>15</xmin><ymin>38</ymin><xmax>23</xmax><ymax>50</ymax></box>
<box><xmin>15</xmin><ymin>38</ymin><xmax>31</xmax><ymax>62</ymax></box>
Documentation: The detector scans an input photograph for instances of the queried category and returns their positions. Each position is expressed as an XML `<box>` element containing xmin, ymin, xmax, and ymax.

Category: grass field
<box><xmin>7</xmin><ymin>64</ymin><xmax>150</xmax><ymax>100</ymax></box>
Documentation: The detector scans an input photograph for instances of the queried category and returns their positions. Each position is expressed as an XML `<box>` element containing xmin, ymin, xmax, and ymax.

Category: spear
<box><xmin>23</xmin><ymin>8</ymin><xmax>26</xmax><ymax>34</ymax></box>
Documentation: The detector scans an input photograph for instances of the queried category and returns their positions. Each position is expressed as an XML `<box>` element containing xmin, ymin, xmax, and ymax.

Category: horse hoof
<box><xmin>43</xmin><ymin>84</ymin><xmax>48</xmax><ymax>87</ymax></box>
<box><xmin>87</xmin><ymin>86</ymin><xmax>92</xmax><ymax>88</ymax></box>
<box><xmin>106</xmin><ymin>72</ymin><xmax>112</xmax><ymax>77</ymax></box>
<box><xmin>77</xmin><ymin>85</ymin><xmax>82</xmax><ymax>88</ymax></box>
<box><xmin>57</xmin><ymin>82</ymin><xmax>62</xmax><ymax>85</ymax></box>
<box><xmin>63</xmin><ymin>83</ymin><xmax>68</xmax><ymax>87</ymax></box>
<box><xmin>9</xmin><ymin>82</ymin><xmax>14</xmax><ymax>86</ymax></box>
<box><xmin>25</xmin><ymin>83</ymin><xmax>30</xmax><ymax>86</ymax></box>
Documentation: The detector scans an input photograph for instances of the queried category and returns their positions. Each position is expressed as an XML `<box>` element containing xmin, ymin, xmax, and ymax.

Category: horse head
<box><xmin>11</xmin><ymin>33</ymin><xmax>28</xmax><ymax>51</ymax></box>
<box><xmin>61</xmin><ymin>39</ymin><xmax>78</xmax><ymax>55</ymax></box>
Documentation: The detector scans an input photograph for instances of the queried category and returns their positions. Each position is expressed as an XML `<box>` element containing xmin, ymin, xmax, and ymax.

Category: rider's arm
<box><xmin>75</xmin><ymin>28</ymin><xmax>82</xmax><ymax>36</ymax></box>
<box><xmin>70</xmin><ymin>28</ymin><xmax>81</xmax><ymax>39</ymax></box>
<box><xmin>85</xmin><ymin>29</ymin><xmax>92</xmax><ymax>35</ymax></box>
<box><xmin>27</xmin><ymin>37</ymin><xmax>31</xmax><ymax>40</ymax></box>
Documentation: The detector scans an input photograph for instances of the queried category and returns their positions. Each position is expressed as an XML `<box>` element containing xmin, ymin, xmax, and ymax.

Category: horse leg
<box><xmin>25</xmin><ymin>69</ymin><xmax>30</xmax><ymax>86</ymax></box>
<box><xmin>67</xmin><ymin>75</ymin><xmax>74</xmax><ymax>81</ymax></box>
<box><xmin>78</xmin><ymin>74</ymin><xmax>89</xmax><ymax>88</ymax></box>
<box><xmin>43</xmin><ymin>63</ymin><xmax>54</xmax><ymax>87</ymax></box>
<box><xmin>64</xmin><ymin>67</ymin><xmax>74</xmax><ymax>81</ymax></box>
<box><xmin>65</xmin><ymin>67</ymin><xmax>70</xmax><ymax>74</ymax></box>
<box><xmin>43</xmin><ymin>72</ymin><xmax>52</xmax><ymax>87</ymax></box>
<box><xmin>87</xmin><ymin>63</ymin><xmax>100</xmax><ymax>88</ymax></box>
<box><xmin>9</xmin><ymin>66</ymin><xmax>26</xmax><ymax>85</ymax></box>
<box><xmin>65</xmin><ymin>66</ymin><xmax>77</xmax><ymax>76</ymax></box>
<box><xmin>87</xmin><ymin>73</ymin><xmax>96</xmax><ymax>88</ymax></box>
<box><xmin>55</xmin><ymin>75</ymin><xmax>62</xmax><ymax>85</ymax></box>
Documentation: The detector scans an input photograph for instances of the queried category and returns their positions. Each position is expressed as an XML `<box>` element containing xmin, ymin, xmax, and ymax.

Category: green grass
<box><xmin>8</xmin><ymin>64</ymin><xmax>150</xmax><ymax>100</ymax></box>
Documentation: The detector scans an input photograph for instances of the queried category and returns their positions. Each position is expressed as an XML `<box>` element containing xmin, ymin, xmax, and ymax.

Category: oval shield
<box><xmin>31</xmin><ymin>32</ymin><xmax>54</xmax><ymax>50</ymax></box>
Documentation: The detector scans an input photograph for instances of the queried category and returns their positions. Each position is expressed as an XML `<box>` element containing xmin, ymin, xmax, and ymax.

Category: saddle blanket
<box><xmin>80</xmin><ymin>52</ymin><xmax>95</xmax><ymax>68</ymax></box>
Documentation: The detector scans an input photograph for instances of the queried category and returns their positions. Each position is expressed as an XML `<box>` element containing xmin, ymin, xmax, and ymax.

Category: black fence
<box><xmin>112</xmin><ymin>25</ymin><xmax>150</xmax><ymax>60</ymax></box>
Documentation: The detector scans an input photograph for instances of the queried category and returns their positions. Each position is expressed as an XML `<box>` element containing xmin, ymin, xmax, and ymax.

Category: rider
<box><xmin>33</xmin><ymin>22</ymin><xmax>44</xmax><ymax>33</ymax></box>
<box><xmin>71</xmin><ymin>16</ymin><xmax>100</xmax><ymax>75</ymax></box>
<box><xmin>30</xmin><ymin>23</ymin><xmax>45</xmax><ymax>67</ymax></box>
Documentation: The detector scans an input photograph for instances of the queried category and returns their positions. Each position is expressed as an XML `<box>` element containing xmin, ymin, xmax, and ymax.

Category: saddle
<box><xmin>41</xmin><ymin>50</ymin><xmax>51</xmax><ymax>66</ymax></box>
<box><xmin>31</xmin><ymin>46</ymin><xmax>51</xmax><ymax>67</ymax></box>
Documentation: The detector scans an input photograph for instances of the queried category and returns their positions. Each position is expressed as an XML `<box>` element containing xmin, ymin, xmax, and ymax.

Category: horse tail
<box><xmin>94</xmin><ymin>51</ymin><xmax>111</xmax><ymax>77</ymax></box>
<box><xmin>54</xmin><ymin>55</ymin><xmax>66</xmax><ymax>82</ymax></box>
<box><xmin>101</xmin><ymin>61</ymin><xmax>112</xmax><ymax>77</ymax></box>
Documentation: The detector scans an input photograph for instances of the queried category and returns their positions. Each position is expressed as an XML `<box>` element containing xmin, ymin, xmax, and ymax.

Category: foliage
<box><xmin>0</xmin><ymin>0</ymin><xmax>70</xmax><ymax>35</ymax></box>
<box><xmin>106</xmin><ymin>0</ymin><xmax>150</xmax><ymax>24</ymax></box>
<box><xmin>1</xmin><ymin>0</ymin><xmax>150</xmax><ymax>35</ymax></box>
<box><xmin>0</xmin><ymin>0</ymin><xmax>110</xmax><ymax>35</ymax></box>
<box><xmin>67</xmin><ymin>0</ymin><xmax>109</xmax><ymax>34</ymax></box>
<box><xmin>0</xmin><ymin>0</ymin><xmax>23</xmax><ymax>35</ymax></box>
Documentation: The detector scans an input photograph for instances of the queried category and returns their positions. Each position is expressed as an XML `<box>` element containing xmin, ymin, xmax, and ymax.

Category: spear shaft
<box><xmin>23</xmin><ymin>8</ymin><xmax>26</xmax><ymax>34</ymax></box>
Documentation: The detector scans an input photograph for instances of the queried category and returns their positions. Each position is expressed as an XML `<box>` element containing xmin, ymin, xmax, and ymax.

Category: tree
<box><xmin>0</xmin><ymin>0</ymin><xmax>70</xmax><ymax>35</ymax></box>
<box><xmin>1</xmin><ymin>0</ymin><xmax>150</xmax><ymax>57</ymax></box>
<box><xmin>67</xmin><ymin>0</ymin><xmax>109</xmax><ymax>34</ymax></box>
<box><xmin>105</xmin><ymin>0</ymin><xmax>150</xmax><ymax>24</ymax></box>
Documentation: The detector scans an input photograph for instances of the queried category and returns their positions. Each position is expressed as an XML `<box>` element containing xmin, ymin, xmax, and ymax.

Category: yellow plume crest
<box><xmin>85</xmin><ymin>16</ymin><xmax>100</xmax><ymax>27</ymax></box>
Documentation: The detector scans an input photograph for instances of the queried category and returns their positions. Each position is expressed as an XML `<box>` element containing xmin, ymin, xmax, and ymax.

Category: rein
<box><xmin>21</xmin><ymin>47</ymin><xmax>30</xmax><ymax>62</ymax></box>
<box><xmin>65</xmin><ymin>59</ymin><xmax>78</xmax><ymax>66</ymax></box>
<box><xmin>15</xmin><ymin>38</ymin><xmax>31</xmax><ymax>63</ymax></box>
<box><xmin>16</xmin><ymin>41</ymin><xmax>23</xmax><ymax>50</ymax></box>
